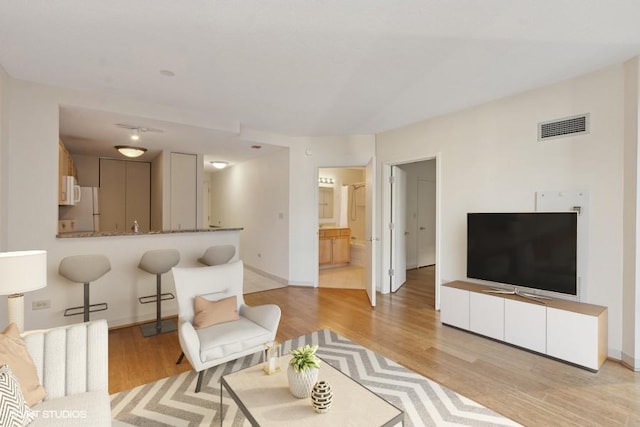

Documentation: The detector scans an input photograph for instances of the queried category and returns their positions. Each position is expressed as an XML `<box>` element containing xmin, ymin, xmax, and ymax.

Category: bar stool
<box><xmin>59</xmin><ymin>255</ymin><xmax>111</xmax><ymax>322</ymax></box>
<box><xmin>138</xmin><ymin>249</ymin><xmax>180</xmax><ymax>337</ymax></box>
<box><xmin>197</xmin><ymin>245</ymin><xmax>235</xmax><ymax>266</ymax></box>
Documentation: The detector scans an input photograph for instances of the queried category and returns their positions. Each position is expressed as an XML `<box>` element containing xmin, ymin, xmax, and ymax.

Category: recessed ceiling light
<box><xmin>251</xmin><ymin>145</ymin><xmax>262</xmax><ymax>149</ymax></box>
<box><xmin>210</xmin><ymin>161</ymin><xmax>228</xmax><ymax>169</ymax></box>
<box><xmin>159</xmin><ymin>69</ymin><xmax>175</xmax><ymax>77</ymax></box>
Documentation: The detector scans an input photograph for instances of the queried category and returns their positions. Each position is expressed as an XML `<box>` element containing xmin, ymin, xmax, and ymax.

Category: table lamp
<box><xmin>0</xmin><ymin>250</ymin><xmax>47</xmax><ymax>331</ymax></box>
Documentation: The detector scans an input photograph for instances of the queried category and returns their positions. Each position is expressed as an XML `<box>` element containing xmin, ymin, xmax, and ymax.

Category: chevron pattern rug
<box><xmin>111</xmin><ymin>329</ymin><xmax>520</xmax><ymax>426</ymax></box>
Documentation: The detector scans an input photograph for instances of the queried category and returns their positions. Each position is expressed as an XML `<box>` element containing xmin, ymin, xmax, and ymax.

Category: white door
<box><xmin>170</xmin><ymin>153</ymin><xmax>197</xmax><ymax>230</ymax></box>
<box><xmin>417</xmin><ymin>179</ymin><xmax>436</xmax><ymax>267</ymax></box>
<box><xmin>202</xmin><ymin>180</ymin><xmax>211</xmax><ymax>227</ymax></box>
<box><xmin>390</xmin><ymin>166</ymin><xmax>407</xmax><ymax>292</ymax></box>
<box><xmin>365</xmin><ymin>157</ymin><xmax>376</xmax><ymax>307</ymax></box>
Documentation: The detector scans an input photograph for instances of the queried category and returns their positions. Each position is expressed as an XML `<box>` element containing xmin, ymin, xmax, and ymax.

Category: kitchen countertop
<box><xmin>56</xmin><ymin>226</ymin><xmax>243</xmax><ymax>238</ymax></box>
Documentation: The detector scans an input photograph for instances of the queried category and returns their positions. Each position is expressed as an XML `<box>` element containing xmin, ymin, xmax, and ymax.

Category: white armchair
<box><xmin>172</xmin><ymin>260</ymin><xmax>281</xmax><ymax>392</ymax></box>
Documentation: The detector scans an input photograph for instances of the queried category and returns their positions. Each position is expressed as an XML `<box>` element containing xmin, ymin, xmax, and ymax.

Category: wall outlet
<box><xmin>32</xmin><ymin>300</ymin><xmax>51</xmax><ymax>310</ymax></box>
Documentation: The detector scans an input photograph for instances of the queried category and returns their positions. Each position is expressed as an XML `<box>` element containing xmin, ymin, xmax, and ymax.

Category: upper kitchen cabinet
<box><xmin>99</xmin><ymin>158</ymin><xmax>151</xmax><ymax>232</ymax></box>
<box><xmin>58</xmin><ymin>139</ymin><xmax>77</xmax><ymax>205</ymax></box>
<box><xmin>170</xmin><ymin>152</ymin><xmax>197</xmax><ymax>230</ymax></box>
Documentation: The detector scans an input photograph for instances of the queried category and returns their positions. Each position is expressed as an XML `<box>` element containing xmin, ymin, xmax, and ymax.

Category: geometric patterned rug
<box><xmin>111</xmin><ymin>329</ymin><xmax>521</xmax><ymax>426</ymax></box>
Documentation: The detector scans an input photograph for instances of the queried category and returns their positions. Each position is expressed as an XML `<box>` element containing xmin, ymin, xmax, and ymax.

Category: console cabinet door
<box><xmin>440</xmin><ymin>286</ymin><xmax>469</xmax><ymax>329</ymax></box>
<box><xmin>547</xmin><ymin>307</ymin><xmax>599</xmax><ymax>370</ymax></box>
<box><xmin>470</xmin><ymin>292</ymin><xmax>504</xmax><ymax>340</ymax></box>
<box><xmin>504</xmin><ymin>299</ymin><xmax>546</xmax><ymax>353</ymax></box>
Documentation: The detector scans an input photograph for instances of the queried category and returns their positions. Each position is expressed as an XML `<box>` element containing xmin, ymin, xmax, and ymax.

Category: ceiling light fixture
<box><xmin>130</xmin><ymin>129</ymin><xmax>140</xmax><ymax>141</ymax></box>
<box><xmin>115</xmin><ymin>145</ymin><xmax>147</xmax><ymax>158</ymax></box>
<box><xmin>210</xmin><ymin>161</ymin><xmax>228</xmax><ymax>169</ymax></box>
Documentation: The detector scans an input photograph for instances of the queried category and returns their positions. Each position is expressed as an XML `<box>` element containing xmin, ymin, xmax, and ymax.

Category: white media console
<box><xmin>440</xmin><ymin>281</ymin><xmax>608</xmax><ymax>371</ymax></box>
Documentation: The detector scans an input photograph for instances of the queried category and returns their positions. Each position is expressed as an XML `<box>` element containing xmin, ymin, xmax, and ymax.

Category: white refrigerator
<box><xmin>59</xmin><ymin>187</ymin><xmax>100</xmax><ymax>232</ymax></box>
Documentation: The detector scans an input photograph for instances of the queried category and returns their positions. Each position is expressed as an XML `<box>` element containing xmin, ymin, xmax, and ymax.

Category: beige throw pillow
<box><xmin>0</xmin><ymin>323</ymin><xmax>46</xmax><ymax>406</ymax></box>
<box><xmin>193</xmin><ymin>295</ymin><xmax>240</xmax><ymax>329</ymax></box>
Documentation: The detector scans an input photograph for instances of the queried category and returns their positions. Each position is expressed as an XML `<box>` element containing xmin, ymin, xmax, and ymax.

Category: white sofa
<box><xmin>23</xmin><ymin>319</ymin><xmax>112</xmax><ymax>426</ymax></box>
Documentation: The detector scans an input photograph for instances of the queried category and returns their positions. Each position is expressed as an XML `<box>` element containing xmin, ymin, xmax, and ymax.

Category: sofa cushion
<box><xmin>193</xmin><ymin>295</ymin><xmax>239</xmax><ymax>329</ymax></box>
<box><xmin>0</xmin><ymin>323</ymin><xmax>46</xmax><ymax>406</ymax></box>
<box><xmin>0</xmin><ymin>364</ymin><xmax>35</xmax><ymax>426</ymax></box>
<box><xmin>29</xmin><ymin>390</ymin><xmax>111</xmax><ymax>427</ymax></box>
<box><xmin>197</xmin><ymin>317</ymin><xmax>272</xmax><ymax>362</ymax></box>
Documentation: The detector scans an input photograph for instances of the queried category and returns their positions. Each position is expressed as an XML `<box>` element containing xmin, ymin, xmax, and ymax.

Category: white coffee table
<box><xmin>220</xmin><ymin>356</ymin><xmax>403</xmax><ymax>426</ymax></box>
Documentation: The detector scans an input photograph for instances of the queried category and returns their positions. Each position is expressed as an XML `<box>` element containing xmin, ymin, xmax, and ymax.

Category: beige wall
<box><xmin>622</xmin><ymin>57</ymin><xmax>640</xmax><ymax>368</ymax></box>
<box><xmin>0</xmin><ymin>64</ymin><xmax>9</xmax><ymax>251</ymax></box>
<box><xmin>377</xmin><ymin>63</ymin><xmax>626</xmax><ymax>358</ymax></box>
<box><xmin>210</xmin><ymin>148</ymin><xmax>290</xmax><ymax>281</ymax></box>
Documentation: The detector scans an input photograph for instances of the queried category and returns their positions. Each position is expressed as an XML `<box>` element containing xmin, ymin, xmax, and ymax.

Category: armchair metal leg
<box><xmin>176</xmin><ymin>352</ymin><xmax>184</xmax><ymax>365</ymax></box>
<box><xmin>195</xmin><ymin>370</ymin><xmax>205</xmax><ymax>393</ymax></box>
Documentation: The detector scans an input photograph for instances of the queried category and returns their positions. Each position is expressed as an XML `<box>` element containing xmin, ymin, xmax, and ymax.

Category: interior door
<box><xmin>170</xmin><ymin>152</ymin><xmax>197</xmax><ymax>230</ymax></box>
<box><xmin>390</xmin><ymin>166</ymin><xmax>407</xmax><ymax>292</ymax></box>
<box><xmin>99</xmin><ymin>158</ymin><xmax>126</xmax><ymax>232</ymax></box>
<box><xmin>365</xmin><ymin>157</ymin><xmax>376</xmax><ymax>307</ymax></box>
<box><xmin>202</xmin><ymin>180</ymin><xmax>211</xmax><ymax>227</ymax></box>
<box><xmin>417</xmin><ymin>179</ymin><xmax>436</xmax><ymax>267</ymax></box>
<box><xmin>125</xmin><ymin>161</ymin><xmax>151</xmax><ymax>232</ymax></box>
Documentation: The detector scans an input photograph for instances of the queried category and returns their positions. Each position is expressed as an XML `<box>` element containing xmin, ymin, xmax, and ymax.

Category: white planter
<box><xmin>287</xmin><ymin>365</ymin><xmax>319</xmax><ymax>398</ymax></box>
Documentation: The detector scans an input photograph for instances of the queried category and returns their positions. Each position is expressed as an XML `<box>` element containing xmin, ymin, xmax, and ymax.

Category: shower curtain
<box><xmin>338</xmin><ymin>185</ymin><xmax>348</xmax><ymax>228</ymax></box>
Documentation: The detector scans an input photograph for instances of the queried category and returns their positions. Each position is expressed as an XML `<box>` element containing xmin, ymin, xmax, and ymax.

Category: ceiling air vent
<box><xmin>538</xmin><ymin>113</ymin><xmax>590</xmax><ymax>141</ymax></box>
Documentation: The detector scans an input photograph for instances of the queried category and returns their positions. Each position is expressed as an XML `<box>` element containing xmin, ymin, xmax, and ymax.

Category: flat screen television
<box><xmin>467</xmin><ymin>212</ymin><xmax>577</xmax><ymax>296</ymax></box>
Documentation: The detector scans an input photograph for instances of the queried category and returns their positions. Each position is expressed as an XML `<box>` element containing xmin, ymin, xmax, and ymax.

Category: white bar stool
<box><xmin>59</xmin><ymin>255</ymin><xmax>111</xmax><ymax>322</ymax></box>
<box><xmin>197</xmin><ymin>245</ymin><xmax>235</xmax><ymax>266</ymax></box>
<box><xmin>138</xmin><ymin>249</ymin><xmax>180</xmax><ymax>337</ymax></box>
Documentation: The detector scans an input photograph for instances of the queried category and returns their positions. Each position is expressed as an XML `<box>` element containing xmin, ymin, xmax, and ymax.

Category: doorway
<box><xmin>386</xmin><ymin>158</ymin><xmax>438</xmax><ymax>307</ymax></box>
<box><xmin>317</xmin><ymin>167</ymin><xmax>366</xmax><ymax>290</ymax></box>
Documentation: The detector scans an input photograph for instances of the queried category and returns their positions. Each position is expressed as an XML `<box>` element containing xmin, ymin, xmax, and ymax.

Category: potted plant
<box><xmin>287</xmin><ymin>344</ymin><xmax>321</xmax><ymax>398</ymax></box>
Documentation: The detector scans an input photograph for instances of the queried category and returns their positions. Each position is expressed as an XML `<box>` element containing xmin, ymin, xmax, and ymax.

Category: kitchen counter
<box><xmin>56</xmin><ymin>226</ymin><xmax>243</xmax><ymax>238</ymax></box>
<box><xmin>48</xmin><ymin>227</ymin><xmax>243</xmax><ymax>329</ymax></box>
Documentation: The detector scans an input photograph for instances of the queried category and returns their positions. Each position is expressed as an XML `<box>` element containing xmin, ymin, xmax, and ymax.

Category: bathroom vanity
<box><xmin>319</xmin><ymin>227</ymin><xmax>350</xmax><ymax>267</ymax></box>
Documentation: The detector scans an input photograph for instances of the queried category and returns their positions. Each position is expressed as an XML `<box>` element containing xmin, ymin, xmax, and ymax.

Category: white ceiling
<box><xmin>58</xmin><ymin>105</ymin><xmax>283</xmax><ymax>170</ymax></box>
<box><xmin>2</xmin><ymin>1</ymin><xmax>640</xmax><ymax>154</ymax></box>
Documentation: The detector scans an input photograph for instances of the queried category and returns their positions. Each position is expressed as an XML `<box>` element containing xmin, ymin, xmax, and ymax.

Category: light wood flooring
<box><xmin>109</xmin><ymin>266</ymin><xmax>640</xmax><ymax>426</ymax></box>
<box><xmin>318</xmin><ymin>264</ymin><xmax>365</xmax><ymax>289</ymax></box>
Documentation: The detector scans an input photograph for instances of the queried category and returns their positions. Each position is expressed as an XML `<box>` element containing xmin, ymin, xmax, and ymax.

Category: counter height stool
<box><xmin>197</xmin><ymin>245</ymin><xmax>235</xmax><ymax>266</ymax></box>
<box><xmin>59</xmin><ymin>255</ymin><xmax>111</xmax><ymax>322</ymax></box>
<box><xmin>138</xmin><ymin>249</ymin><xmax>180</xmax><ymax>337</ymax></box>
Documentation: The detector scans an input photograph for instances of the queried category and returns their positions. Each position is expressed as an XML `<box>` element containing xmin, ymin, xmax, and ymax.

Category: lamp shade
<box><xmin>0</xmin><ymin>250</ymin><xmax>47</xmax><ymax>295</ymax></box>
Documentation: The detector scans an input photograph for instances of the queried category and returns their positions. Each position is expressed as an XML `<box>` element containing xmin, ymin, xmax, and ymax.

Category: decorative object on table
<box><xmin>287</xmin><ymin>344</ymin><xmax>320</xmax><ymax>398</ymax></box>
<box><xmin>311</xmin><ymin>380</ymin><xmax>333</xmax><ymax>413</ymax></box>
<box><xmin>0</xmin><ymin>250</ymin><xmax>47</xmax><ymax>332</ymax></box>
<box><xmin>263</xmin><ymin>341</ymin><xmax>281</xmax><ymax>374</ymax></box>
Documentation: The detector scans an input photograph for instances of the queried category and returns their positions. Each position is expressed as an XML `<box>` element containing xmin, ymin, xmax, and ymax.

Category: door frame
<box><xmin>381</xmin><ymin>154</ymin><xmax>442</xmax><ymax>309</ymax></box>
<box><xmin>314</xmin><ymin>164</ymin><xmax>371</xmax><ymax>290</ymax></box>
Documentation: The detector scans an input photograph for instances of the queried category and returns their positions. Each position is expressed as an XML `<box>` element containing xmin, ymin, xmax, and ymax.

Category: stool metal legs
<box><xmin>63</xmin><ymin>282</ymin><xmax>108</xmax><ymax>321</ymax></box>
<box><xmin>139</xmin><ymin>273</ymin><xmax>177</xmax><ymax>337</ymax></box>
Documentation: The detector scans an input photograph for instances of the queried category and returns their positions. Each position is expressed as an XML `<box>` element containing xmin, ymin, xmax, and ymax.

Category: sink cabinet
<box><xmin>319</xmin><ymin>228</ymin><xmax>350</xmax><ymax>267</ymax></box>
